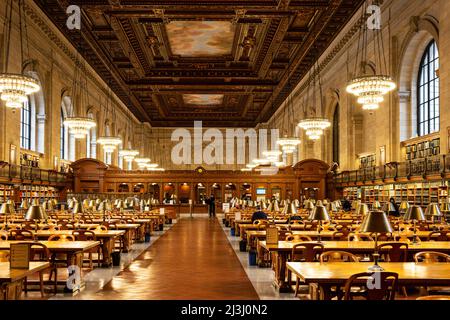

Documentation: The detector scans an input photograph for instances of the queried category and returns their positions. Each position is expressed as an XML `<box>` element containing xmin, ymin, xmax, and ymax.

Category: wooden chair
<box><xmin>319</xmin><ymin>251</ymin><xmax>359</xmax><ymax>263</ymax></box>
<box><xmin>377</xmin><ymin>242</ymin><xmax>408</xmax><ymax>262</ymax></box>
<box><xmin>427</xmin><ymin>231</ymin><xmax>450</xmax><ymax>241</ymax></box>
<box><xmin>289</xmin><ymin>242</ymin><xmax>324</xmax><ymax>297</ymax></box>
<box><xmin>331</xmin><ymin>231</ymin><xmax>346</xmax><ymax>240</ymax></box>
<box><xmin>87</xmin><ymin>225</ymin><xmax>108</xmax><ymax>231</ymax></box>
<box><xmin>414</xmin><ymin>251</ymin><xmax>450</xmax><ymax>263</ymax></box>
<box><xmin>372</xmin><ymin>232</ymin><xmax>394</xmax><ymax>241</ymax></box>
<box><xmin>9</xmin><ymin>229</ymin><xmax>34</xmax><ymax>241</ymax></box>
<box><xmin>47</xmin><ymin>234</ymin><xmax>75</xmax><ymax>242</ymax></box>
<box><xmin>72</xmin><ymin>230</ymin><xmax>101</xmax><ymax>268</ymax></box>
<box><xmin>342</xmin><ymin>272</ymin><xmax>398</xmax><ymax>300</ymax></box>
<box><xmin>20</xmin><ymin>242</ymin><xmax>57</xmax><ymax>296</ymax></box>
<box><xmin>0</xmin><ymin>251</ymin><xmax>9</xmax><ymax>262</ymax></box>
<box><xmin>348</xmin><ymin>233</ymin><xmax>373</xmax><ymax>242</ymax></box>
<box><xmin>0</xmin><ymin>231</ymin><xmax>8</xmax><ymax>240</ymax></box>
<box><xmin>286</xmin><ymin>235</ymin><xmax>312</xmax><ymax>242</ymax></box>
<box><xmin>319</xmin><ymin>251</ymin><xmax>360</xmax><ymax>299</ymax></box>
<box><xmin>414</xmin><ymin>251</ymin><xmax>450</xmax><ymax>296</ymax></box>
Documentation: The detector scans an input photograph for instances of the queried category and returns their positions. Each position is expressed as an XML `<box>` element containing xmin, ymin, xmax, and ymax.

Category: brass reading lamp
<box><xmin>282</xmin><ymin>203</ymin><xmax>297</xmax><ymax>232</ymax></box>
<box><xmin>308</xmin><ymin>205</ymin><xmax>330</xmax><ymax>243</ymax></box>
<box><xmin>425</xmin><ymin>203</ymin><xmax>442</xmax><ymax>225</ymax></box>
<box><xmin>382</xmin><ymin>202</ymin><xmax>396</xmax><ymax>216</ymax></box>
<box><xmin>304</xmin><ymin>200</ymin><xmax>315</xmax><ymax>216</ymax></box>
<box><xmin>116</xmin><ymin>199</ymin><xmax>126</xmax><ymax>213</ymax></box>
<box><xmin>72</xmin><ymin>202</ymin><xmax>84</xmax><ymax>221</ymax></box>
<box><xmin>372</xmin><ymin>201</ymin><xmax>382</xmax><ymax>210</ymax></box>
<box><xmin>98</xmin><ymin>201</ymin><xmax>106</xmax><ymax>222</ymax></box>
<box><xmin>25</xmin><ymin>204</ymin><xmax>48</xmax><ymax>241</ymax></box>
<box><xmin>359</xmin><ymin>211</ymin><xmax>393</xmax><ymax>271</ymax></box>
<box><xmin>403</xmin><ymin>205</ymin><xmax>426</xmax><ymax>244</ymax></box>
<box><xmin>0</xmin><ymin>202</ymin><xmax>14</xmax><ymax>228</ymax></box>
<box><xmin>355</xmin><ymin>203</ymin><xmax>369</xmax><ymax>216</ymax></box>
<box><xmin>399</xmin><ymin>201</ymin><xmax>410</xmax><ymax>214</ymax></box>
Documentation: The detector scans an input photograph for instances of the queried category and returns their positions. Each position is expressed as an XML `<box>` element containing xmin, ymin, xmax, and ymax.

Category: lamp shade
<box><xmin>25</xmin><ymin>205</ymin><xmax>47</xmax><ymax>220</ymax></box>
<box><xmin>425</xmin><ymin>203</ymin><xmax>442</xmax><ymax>217</ymax></box>
<box><xmin>382</xmin><ymin>202</ymin><xmax>396</xmax><ymax>213</ymax></box>
<box><xmin>116</xmin><ymin>200</ymin><xmax>126</xmax><ymax>209</ymax></box>
<box><xmin>20</xmin><ymin>199</ymin><xmax>30</xmax><ymax>209</ymax></box>
<box><xmin>360</xmin><ymin>211</ymin><xmax>393</xmax><ymax>233</ymax></box>
<box><xmin>304</xmin><ymin>201</ymin><xmax>315</xmax><ymax>210</ymax></box>
<box><xmin>95</xmin><ymin>198</ymin><xmax>102</xmax><ymax>205</ymax></box>
<box><xmin>82</xmin><ymin>199</ymin><xmax>89</xmax><ymax>208</ymax></box>
<box><xmin>98</xmin><ymin>201</ymin><xmax>105</xmax><ymax>211</ymax></box>
<box><xmin>73</xmin><ymin>202</ymin><xmax>84</xmax><ymax>214</ymax></box>
<box><xmin>352</xmin><ymin>200</ymin><xmax>361</xmax><ymax>210</ymax></box>
<box><xmin>0</xmin><ymin>202</ymin><xmax>14</xmax><ymax>214</ymax></box>
<box><xmin>403</xmin><ymin>205</ymin><xmax>426</xmax><ymax>221</ymax></box>
<box><xmin>308</xmin><ymin>205</ymin><xmax>331</xmax><ymax>221</ymax></box>
<box><xmin>372</xmin><ymin>201</ymin><xmax>382</xmax><ymax>209</ymax></box>
<box><xmin>440</xmin><ymin>202</ymin><xmax>450</xmax><ymax>212</ymax></box>
<box><xmin>326</xmin><ymin>202</ymin><xmax>338</xmax><ymax>212</ymax></box>
<box><xmin>281</xmin><ymin>203</ymin><xmax>297</xmax><ymax>215</ymax></box>
<box><xmin>88</xmin><ymin>200</ymin><xmax>96</xmax><ymax>209</ymax></box>
<box><xmin>356</xmin><ymin>203</ymin><xmax>369</xmax><ymax>215</ymax></box>
<box><xmin>399</xmin><ymin>201</ymin><xmax>410</xmax><ymax>213</ymax></box>
<box><xmin>260</xmin><ymin>201</ymin><xmax>267</xmax><ymax>210</ymax></box>
<box><xmin>316</xmin><ymin>200</ymin><xmax>323</xmax><ymax>206</ymax></box>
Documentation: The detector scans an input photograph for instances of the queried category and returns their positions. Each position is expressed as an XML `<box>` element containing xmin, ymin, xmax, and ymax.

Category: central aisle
<box><xmin>83</xmin><ymin>217</ymin><xmax>259</xmax><ymax>300</ymax></box>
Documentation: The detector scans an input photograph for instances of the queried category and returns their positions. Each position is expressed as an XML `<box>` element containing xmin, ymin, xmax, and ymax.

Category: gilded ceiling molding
<box><xmin>22</xmin><ymin>1</ymin><xmax>139</xmax><ymax>125</ymax></box>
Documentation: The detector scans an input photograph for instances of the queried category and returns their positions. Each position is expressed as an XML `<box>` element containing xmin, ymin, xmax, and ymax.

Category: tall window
<box><xmin>60</xmin><ymin>108</ymin><xmax>66</xmax><ymax>159</ymax></box>
<box><xmin>332</xmin><ymin>104</ymin><xmax>340</xmax><ymax>164</ymax></box>
<box><xmin>20</xmin><ymin>100</ymin><xmax>32</xmax><ymax>150</ymax></box>
<box><xmin>418</xmin><ymin>40</ymin><xmax>439</xmax><ymax>136</ymax></box>
<box><xmin>86</xmin><ymin>112</ymin><xmax>96</xmax><ymax>158</ymax></box>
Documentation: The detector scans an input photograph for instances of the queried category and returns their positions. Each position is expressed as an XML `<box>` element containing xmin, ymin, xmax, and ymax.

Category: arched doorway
<box><xmin>178</xmin><ymin>182</ymin><xmax>191</xmax><ymax>204</ymax></box>
<box><xmin>118</xmin><ymin>183</ymin><xmax>129</xmax><ymax>193</ymax></box>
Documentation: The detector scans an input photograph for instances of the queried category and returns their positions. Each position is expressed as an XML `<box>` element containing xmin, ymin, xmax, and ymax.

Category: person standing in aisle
<box><xmin>208</xmin><ymin>194</ymin><xmax>216</xmax><ymax>218</ymax></box>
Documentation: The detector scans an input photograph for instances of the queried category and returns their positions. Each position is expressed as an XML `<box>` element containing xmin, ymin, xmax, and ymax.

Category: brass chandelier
<box><xmin>298</xmin><ymin>59</ymin><xmax>331</xmax><ymax>140</ymax></box>
<box><xmin>346</xmin><ymin>0</ymin><xmax>396</xmax><ymax>110</ymax></box>
<box><xmin>0</xmin><ymin>0</ymin><xmax>40</xmax><ymax>110</ymax></box>
<box><xmin>97</xmin><ymin>87</ymin><xmax>122</xmax><ymax>152</ymax></box>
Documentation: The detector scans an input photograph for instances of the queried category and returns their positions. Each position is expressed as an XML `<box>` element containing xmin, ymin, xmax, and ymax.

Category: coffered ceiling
<box><xmin>34</xmin><ymin>0</ymin><xmax>364</xmax><ymax>127</ymax></box>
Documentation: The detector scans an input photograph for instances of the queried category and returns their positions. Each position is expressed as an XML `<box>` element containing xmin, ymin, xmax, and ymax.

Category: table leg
<box><xmin>122</xmin><ymin>230</ymin><xmax>131</xmax><ymax>253</ymax></box>
<box><xmin>101</xmin><ymin>238</ymin><xmax>113</xmax><ymax>267</ymax></box>
<box><xmin>273</xmin><ymin>252</ymin><xmax>291</xmax><ymax>292</ymax></box>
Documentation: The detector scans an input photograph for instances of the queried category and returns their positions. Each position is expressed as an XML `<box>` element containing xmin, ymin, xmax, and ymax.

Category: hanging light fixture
<box><xmin>346</xmin><ymin>1</ymin><xmax>396</xmax><ymax>110</ymax></box>
<box><xmin>275</xmin><ymin>48</ymin><xmax>301</xmax><ymax>154</ymax></box>
<box><xmin>64</xmin><ymin>36</ymin><xmax>97</xmax><ymax>139</ymax></box>
<box><xmin>97</xmin><ymin>88</ymin><xmax>122</xmax><ymax>152</ymax></box>
<box><xmin>262</xmin><ymin>150</ymin><xmax>282</xmax><ymax>162</ymax></box>
<box><xmin>246</xmin><ymin>163</ymin><xmax>257</xmax><ymax>169</ymax></box>
<box><xmin>298</xmin><ymin>58</ymin><xmax>331</xmax><ymax>140</ymax></box>
<box><xmin>0</xmin><ymin>0</ymin><xmax>41</xmax><ymax>110</ymax></box>
<box><xmin>119</xmin><ymin>149</ymin><xmax>139</xmax><ymax>161</ymax></box>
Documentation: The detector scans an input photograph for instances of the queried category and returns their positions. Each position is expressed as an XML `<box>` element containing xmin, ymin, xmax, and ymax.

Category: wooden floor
<box><xmin>81</xmin><ymin>217</ymin><xmax>259</xmax><ymax>300</ymax></box>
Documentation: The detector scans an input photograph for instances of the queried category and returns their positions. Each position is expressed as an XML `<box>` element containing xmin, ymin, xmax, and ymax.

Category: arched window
<box><xmin>20</xmin><ymin>99</ymin><xmax>32</xmax><ymax>150</ymax></box>
<box><xmin>418</xmin><ymin>40</ymin><xmax>439</xmax><ymax>136</ymax></box>
<box><xmin>60</xmin><ymin>96</ymin><xmax>75</xmax><ymax>161</ymax></box>
<box><xmin>86</xmin><ymin>112</ymin><xmax>97</xmax><ymax>159</ymax></box>
<box><xmin>60</xmin><ymin>108</ymin><xmax>66</xmax><ymax>159</ymax></box>
<box><xmin>104</xmin><ymin>123</ymin><xmax>112</xmax><ymax>165</ymax></box>
<box><xmin>332</xmin><ymin>104</ymin><xmax>340</xmax><ymax>164</ymax></box>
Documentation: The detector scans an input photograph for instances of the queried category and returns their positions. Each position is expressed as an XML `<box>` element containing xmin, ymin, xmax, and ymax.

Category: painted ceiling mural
<box><xmin>183</xmin><ymin>94</ymin><xmax>224</xmax><ymax>106</ymax></box>
<box><xmin>166</xmin><ymin>21</ymin><xmax>235</xmax><ymax>56</ymax></box>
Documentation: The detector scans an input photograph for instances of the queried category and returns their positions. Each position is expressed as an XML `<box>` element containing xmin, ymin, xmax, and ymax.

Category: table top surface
<box><xmin>246</xmin><ymin>230</ymin><xmax>435</xmax><ymax>238</ymax></box>
<box><xmin>286</xmin><ymin>262</ymin><xmax>450</xmax><ymax>282</ymax></box>
<box><xmin>0</xmin><ymin>261</ymin><xmax>50</xmax><ymax>282</ymax></box>
<box><xmin>0</xmin><ymin>240</ymin><xmax>100</xmax><ymax>252</ymax></box>
<box><xmin>259</xmin><ymin>240</ymin><xmax>450</xmax><ymax>251</ymax></box>
<box><xmin>34</xmin><ymin>230</ymin><xmax>125</xmax><ymax>238</ymax></box>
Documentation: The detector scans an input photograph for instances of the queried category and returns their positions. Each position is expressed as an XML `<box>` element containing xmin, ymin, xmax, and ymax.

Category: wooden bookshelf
<box><xmin>347</xmin><ymin>180</ymin><xmax>450</xmax><ymax>209</ymax></box>
<box><xmin>405</xmin><ymin>138</ymin><xmax>440</xmax><ymax>160</ymax></box>
<box><xmin>19</xmin><ymin>185</ymin><xmax>59</xmax><ymax>202</ymax></box>
<box><xmin>0</xmin><ymin>184</ymin><xmax>14</xmax><ymax>203</ymax></box>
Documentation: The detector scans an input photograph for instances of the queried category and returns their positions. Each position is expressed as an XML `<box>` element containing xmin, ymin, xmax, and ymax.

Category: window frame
<box><xmin>417</xmin><ymin>40</ymin><xmax>439</xmax><ymax>136</ymax></box>
<box><xmin>20</xmin><ymin>99</ymin><xmax>32</xmax><ymax>150</ymax></box>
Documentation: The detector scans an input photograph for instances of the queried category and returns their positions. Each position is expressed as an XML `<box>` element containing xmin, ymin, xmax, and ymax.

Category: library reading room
<box><xmin>0</xmin><ymin>0</ymin><xmax>450</xmax><ymax>304</ymax></box>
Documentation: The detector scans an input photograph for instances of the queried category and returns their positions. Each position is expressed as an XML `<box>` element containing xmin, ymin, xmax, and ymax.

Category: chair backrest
<box><xmin>320</xmin><ymin>251</ymin><xmax>359</xmax><ymax>263</ymax></box>
<box><xmin>9</xmin><ymin>229</ymin><xmax>34</xmax><ymax>240</ymax></box>
<box><xmin>17</xmin><ymin>242</ymin><xmax>50</xmax><ymax>262</ymax></box>
<box><xmin>376</xmin><ymin>242</ymin><xmax>409</xmax><ymax>262</ymax></box>
<box><xmin>286</xmin><ymin>235</ymin><xmax>313</xmax><ymax>242</ymax></box>
<box><xmin>372</xmin><ymin>232</ymin><xmax>394</xmax><ymax>241</ymax></box>
<box><xmin>414</xmin><ymin>251</ymin><xmax>450</xmax><ymax>263</ymax></box>
<box><xmin>0</xmin><ymin>251</ymin><xmax>9</xmax><ymax>262</ymax></box>
<box><xmin>0</xmin><ymin>231</ymin><xmax>8</xmax><ymax>241</ymax></box>
<box><xmin>72</xmin><ymin>230</ymin><xmax>96</xmax><ymax>241</ymax></box>
<box><xmin>427</xmin><ymin>231</ymin><xmax>450</xmax><ymax>242</ymax></box>
<box><xmin>332</xmin><ymin>231</ymin><xmax>346</xmax><ymax>240</ymax></box>
<box><xmin>348</xmin><ymin>233</ymin><xmax>374</xmax><ymax>242</ymax></box>
<box><xmin>47</xmin><ymin>234</ymin><xmax>75</xmax><ymax>241</ymax></box>
<box><xmin>343</xmin><ymin>272</ymin><xmax>398</xmax><ymax>300</ymax></box>
<box><xmin>290</xmin><ymin>242</ymin><xmax>324</xmax><ymax>262</ymax></box>
<box><xmin>88</xmin><ymin>225</ymin><xmax>108</xmax><ymax>231</ymax></box>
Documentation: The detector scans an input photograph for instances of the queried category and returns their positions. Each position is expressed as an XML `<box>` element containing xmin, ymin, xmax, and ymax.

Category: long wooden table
<box><xmin>286</xmin><ymin>262</ymin><xmax>450</xmax><ymax>300</ymax></box>
<box><xmin>33</xmin><ymin>230</ymin><xmax>125</xmax><ymax>267</ymax></box>
<box><xmin>0</xmin><ymin>261</ymin><xmax>50</xmax><ymax>300</ymax></box>
<box><xmin>259</xmin><ymin>240</ymin><xmax>450</xmax><ymax>292</ymax></box>
<box><xmin>0</xmin><ymin>240</ymin><xmax>100</xmax><ymax>293</ymax></box>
